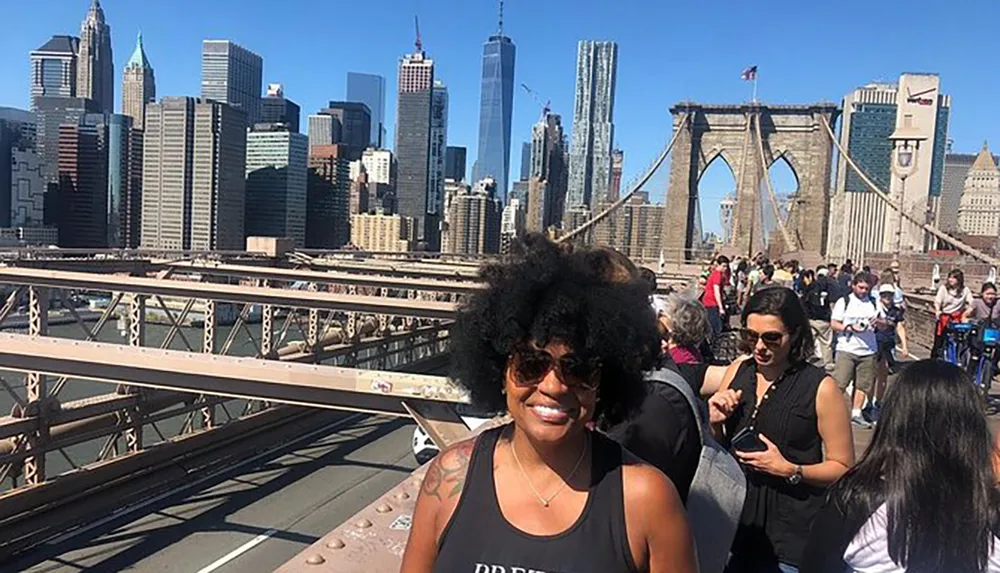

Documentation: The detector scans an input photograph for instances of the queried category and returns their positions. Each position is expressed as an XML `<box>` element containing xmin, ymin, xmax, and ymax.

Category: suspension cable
<box><xmin>753</xmin><ymin>111</ymin><xmax>799</xmax><ymax>251</ymax></box>
<box><xmin>558</xmin><ymin>113</ymin><xmax>691</xmax><ymax>244</ymax></box>
<box><xmin>731</xmin><ymin>111</ymin><xmax>753</xmax><ymax>252</ymax></box>
<box><xmin>818</xmin><ymin>116</ymin><xmax>1000</xmax><ymax>267</ymax></box>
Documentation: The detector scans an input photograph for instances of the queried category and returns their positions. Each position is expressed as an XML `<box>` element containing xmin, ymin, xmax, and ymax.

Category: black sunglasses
<box><xmin>739</xmin><ymin>328</ymin><xmax>786</xmax><ymax>347</ymax></box>
<box><xmin>512</xmin><ymin>345</ymin><xmax>601</xmax><ymax>391</ymax></box>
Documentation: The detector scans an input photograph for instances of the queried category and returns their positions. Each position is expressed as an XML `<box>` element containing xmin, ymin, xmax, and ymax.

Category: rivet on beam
<box><xmin>376</xmin><ymin>503</ymin><xmax>393</xmax><ymax>513</ymax></box>
<box><xmin>325</xmin><ymin>538</ymin><xmax>346</xmax><ymax>549</ymax></box>
<box><xmin>305</xmin><ymin>554</ymin><xmax>326</xmax><ymax>565</ymax></box>
<box><xmin>394</xmin><ymin>491</ymin><xmax>411</xmax><ymax>501</ymax></box>
<box><xmin>356</xmin><ymin>518</ymin><xmax>373</xmax><ymax>528</ymax></box>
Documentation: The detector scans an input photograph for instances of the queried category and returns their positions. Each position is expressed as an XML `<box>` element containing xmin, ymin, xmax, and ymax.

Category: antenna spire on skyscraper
<box><xmin>498</xmin><ymin>0</ymin><xmax>504</xmax><ymax>35</ymax></box>
<box><xmin>414</xmin><ymin>15</ymin><xmax>423</xmax><ymax>53</ymax></box>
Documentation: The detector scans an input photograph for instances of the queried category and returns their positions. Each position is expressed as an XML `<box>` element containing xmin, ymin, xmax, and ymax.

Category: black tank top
<box><xmin>433</xmin><ymin>425</ymin><xmax>638</xmax><ymax>573</ymax></box>
<box><xmin>724</xmin><ymin>361</ymin><xmax>827</xmax><ymax>568</ymax></box>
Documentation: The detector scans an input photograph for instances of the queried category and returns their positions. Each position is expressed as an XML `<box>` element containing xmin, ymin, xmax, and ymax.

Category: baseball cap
<box><xmin>878</xmin><ymin>284</ymin><xmax>896</xmax><ymax>295</ymax></box>
<box><xmin>817</xmin><ymin>268</ymin><xmax>829</xmax><ymax>277</ymax></box>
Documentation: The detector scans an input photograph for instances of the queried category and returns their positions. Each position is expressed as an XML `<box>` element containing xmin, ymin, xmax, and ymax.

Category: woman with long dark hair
<box><xmin>801</xmin><ymin>360</ymin><xmax>1000</xmax><ymax>572</ymax></box>
<box><xmin>708</xmin><ymin>287</ymin><xmax>854</xmax><ymax>572</ymax></box>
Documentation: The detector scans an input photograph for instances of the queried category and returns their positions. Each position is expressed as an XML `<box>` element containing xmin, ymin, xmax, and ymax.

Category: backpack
<box><xmin>645</xmin><ymin>368</ymin><xmax>747</xmax><ymax>573</ymax></box>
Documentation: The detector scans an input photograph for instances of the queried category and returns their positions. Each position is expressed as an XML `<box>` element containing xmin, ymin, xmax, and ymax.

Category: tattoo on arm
<box><xmin>421</xmin><ymin>441</ymin><xmax>474</xmax><ymax>501</ymax></box>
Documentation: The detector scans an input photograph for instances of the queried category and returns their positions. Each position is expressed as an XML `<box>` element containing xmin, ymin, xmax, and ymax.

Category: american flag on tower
<box><xmin>741</xmin><ymin>65</ymin><xmax>758</xmax><ymax>81</ymax></box>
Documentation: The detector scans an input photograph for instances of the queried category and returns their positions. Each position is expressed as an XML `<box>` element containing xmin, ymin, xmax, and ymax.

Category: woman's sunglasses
<box><xmin>739</xmin><ymin>328</ymin><xmax>786</xmax><ymax>347</ymax></box>
<box><xmin>511</xmin><ymin>345</ymin><xmax>601</xmax><ymax>391</ymax></box>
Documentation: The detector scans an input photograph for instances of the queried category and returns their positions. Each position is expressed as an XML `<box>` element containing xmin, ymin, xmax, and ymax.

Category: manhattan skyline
<box><xmin>2</xmin><ymin>0</ymin><xmax>996</xmax><ymax>236</ymax></box>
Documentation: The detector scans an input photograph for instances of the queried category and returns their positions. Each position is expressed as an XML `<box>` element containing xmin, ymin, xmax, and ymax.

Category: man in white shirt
<box><xmin>830</xmin><ymin>272</ymin><xmax>883</xmax><ymax>428</ymax></box>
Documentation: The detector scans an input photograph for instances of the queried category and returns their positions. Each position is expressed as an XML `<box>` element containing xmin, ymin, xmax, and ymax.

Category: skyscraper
<box><xmin>30</xmin><ymin>36</ymin><xmax>79</xmax><ymax>108</ymax></box>
<box><xmin>141</xmin><ymin>97</ymin><xmax>247</xmax><ymax>250</ymax></box>
<box><xmin>122</xmin><ymin>32</ymin><xmax>155</xmax><ymax>130</ymax></box>
<box><xmin>0</xmin><ymin>110</ymin><xmax>43</xmax><ymax>229</ymax></box>
<box><xmin>957</xmin><ymin>143</ymin><xmax>1000</xmax><ymax>237</ymax></box>
<box><xmin>346</xmin><ymin>72</ymin><xmax>386</xmax><ymax>148</ymax></box>
<box><xmin>34</xmin><ymin>97</ymin><xmax>100</xmax><ymax>197</ymax></box>
<box><xmin>323</xmin><ymin>102</ymin><xmax>372</xmax><ymax>159</ymax></box>
<box><xmin>428</xmin><ymin>81</ymin><xmax>448</xmax><ymax>236</ymax></box>
<box><xmin>201</xmin><ymin>40</ymin><xmax>263</xmax><ymax>126</ymax></box>
<box><xmin>77</xmin><ymin>0</ymin><xmax>114</xmax><ymax>114</ymax></box>
<box><xmin>394</xmin><ymin>38</ymin><xmax>434</xmax><ymax>249</ymax></box>
<box><xmin>566</xmin><ymin>40</ymin><xmax>618</xmax><ymax>211</ymax></box>
<box><xmin>940</xmin><ymin>150</ymin><xmax>1000</xmax><ymax>234</ymax></box>
<box><xmin>472</xmin><ymin>7</ymin><xmax>516</xmax><ymax>202</ymax></box>
<box><xmin>308</xmin><ymin>114</ymin><xmax>338</xmax><ymax>150</ymax></box>
<box><xmin>58</xmin><ymin>114</ymin><xmax>110</xmax><ymax>247</ymax></box>
<box><xmin>827</xmin><ymin>75</ymin><xmax>950</xmax><ymax>262</ymax></box>
<box><xmin>107</xmin><ymin>114</ymin><xmax>142</xmax><ymax>248</ymax></box>
<box><xmin>260</xmin><ymin>84</ymin><xmax>300</xmax><ymax>133</ymax></box>
<box><xmin>519</xmin><ymin>142</ymin><xmax>531</xmax><ymax>181</ymax></box>
<box><xmin>445</xmin><ymin>146</ymin><xmax>466</xmax><ymax>182</ymax></box>
<box><xmin>307</xmin><ymin>144</ymin><xmax>351</xmax><ymax>248</ymax></box>
<box><xmin>528</xmin><ymin>113</ymin><xmax>568</xmax><ymax>230</ymax></box>
<box><xmin>246</xmin><ymin>125</ymin><xmax>308</xmax><ymax>246</ymax></box>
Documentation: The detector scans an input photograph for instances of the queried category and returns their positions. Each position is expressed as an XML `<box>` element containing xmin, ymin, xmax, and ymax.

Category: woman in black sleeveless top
<box><xmin>400</xmin><ymin>235</ymin><xmax>697</xmax><ymax>573</ymax></box>
<box><xmin>707</xmin><ymin>287</ymin><xmax>854</xmax><ymax>572</ymax></box>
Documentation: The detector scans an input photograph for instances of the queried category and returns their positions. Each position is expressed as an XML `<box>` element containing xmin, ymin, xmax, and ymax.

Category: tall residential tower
<box><xmin>77</xmin><ymin>0</ymin><xmax>114</xmax><ymax>113</ymax></box>
<box><xmin>394</xmin><ymin>33</ymin><xmax>435</xmax><ymax>249</ymax></box>
<box><xmin>566</xmin><ymin>41</ymin><xmax>618</xmax><ymax>213</ymax></box>
<box><xmin>471</xmin><ymin>4</ymin><xmax>516</xmax><ymax>202</ymax></box>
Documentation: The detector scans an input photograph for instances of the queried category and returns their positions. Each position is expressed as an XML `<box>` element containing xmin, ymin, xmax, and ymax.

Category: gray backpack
<box><xmin>646</xmin><ymin>368</ymin><xmax>747</xmax><ymax>573</ymax></box>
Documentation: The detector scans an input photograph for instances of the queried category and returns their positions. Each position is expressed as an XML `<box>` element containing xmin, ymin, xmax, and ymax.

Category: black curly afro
<box><xmin>449</xmin><ymin>234</ymin><xmax>660</xmax><ymax>427</ymax></box>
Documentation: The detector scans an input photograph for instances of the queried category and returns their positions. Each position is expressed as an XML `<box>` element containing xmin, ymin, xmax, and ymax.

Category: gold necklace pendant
<box><xmin>510</xmin><ymin>432</ymin><xmax>589</xmax><ymax>508</ymax></box>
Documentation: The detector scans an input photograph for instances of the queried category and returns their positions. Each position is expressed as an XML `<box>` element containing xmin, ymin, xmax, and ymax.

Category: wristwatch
<box><xmin>787</xmin><ymin>464</ymin><xmax>803</xmax><ymax>485</ymax></box>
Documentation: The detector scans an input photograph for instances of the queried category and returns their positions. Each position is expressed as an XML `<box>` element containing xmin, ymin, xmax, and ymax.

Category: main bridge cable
<box><xmin>818</xmin><ymin>116</ymin><xmax>1000</xmax><ymax>267</ymax></box>
<box><xmin>753</xmin><ymin>110</ymin><xmax>799</xmax><ymax>251</ymax></box>
<box><xmin>557</xmin><ymin>112</ymin><xmax>691</xmax><ymax>244</ymax></box>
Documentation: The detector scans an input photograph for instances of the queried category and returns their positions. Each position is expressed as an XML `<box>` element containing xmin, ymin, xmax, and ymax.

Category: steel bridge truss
<box><xmin>0</xmin><ymin>259</ymin><xmax>478</xmax><ymax>538</ymax></box>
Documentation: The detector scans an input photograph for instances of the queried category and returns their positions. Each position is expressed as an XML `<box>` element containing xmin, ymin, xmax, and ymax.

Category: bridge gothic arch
<box><xmin>663</xmin><ymin>103</ymin><xmax>840</xmax><ymax>258</ymax></box>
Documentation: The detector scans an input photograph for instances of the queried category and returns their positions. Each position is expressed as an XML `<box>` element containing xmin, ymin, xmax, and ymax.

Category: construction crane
<box><xmin>520</xmin><ymin>83</ymin><xmax>550</xmax><ymax>121</ymax></box>
<box><xmin>414</xmin><ymin>15</ymin><xmax>422</xmax><ymax>53</ymax></box>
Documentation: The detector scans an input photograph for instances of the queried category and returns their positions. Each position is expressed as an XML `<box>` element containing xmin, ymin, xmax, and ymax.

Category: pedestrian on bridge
<box><xmin>801</xmin><ymin>360</ymin><xmax>1000</xmax><ymax>572</ymax></box>
<box><xmin>401</xmin><ymin>235</ymin><xmax>696</xmax><ymax>573</ymax></box>
<box><xmin>708</xmin><ymin>287</ymin><xmax>854</xmax><ymax>573</ymax></box>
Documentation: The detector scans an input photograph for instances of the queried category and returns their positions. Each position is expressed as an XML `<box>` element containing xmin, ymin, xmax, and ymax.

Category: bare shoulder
<box><xmin>620</xmin><ymin>451</ymin><xmax>684</xmax><ymax>515</ymax></box>
<box><xmin>420</xmin><ymin>437</ymin><xmax>477</xmax><ymax>505</ymax></box>
<box><xmin>816</xmin><ymin>375</ymin><xmax>845</xmax><ymax>404</ymax></box>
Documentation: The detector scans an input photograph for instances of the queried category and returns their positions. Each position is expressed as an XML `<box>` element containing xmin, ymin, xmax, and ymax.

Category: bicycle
<box><xmin>967</xmin><ymin>324</ymin><xmax>1000</xmax><ymax>408</ymax></box>
<box><xmin>944</xmin><ymin>321</ymin><xmax>975</xmax><ymax>369</ymax></box>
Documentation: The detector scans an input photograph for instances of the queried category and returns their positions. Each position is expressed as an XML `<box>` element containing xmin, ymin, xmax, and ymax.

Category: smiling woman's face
<box><xmin>504</xmin><ymin>340</ymin><xmax>599</xmax><ymax>446</ymax></box>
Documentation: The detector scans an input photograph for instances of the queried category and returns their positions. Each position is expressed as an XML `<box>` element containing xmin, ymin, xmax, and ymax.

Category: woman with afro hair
<box><xmin>400</xmin><ymin>234</ymin><xmax>696</xmax><ymax>573</ymax></box>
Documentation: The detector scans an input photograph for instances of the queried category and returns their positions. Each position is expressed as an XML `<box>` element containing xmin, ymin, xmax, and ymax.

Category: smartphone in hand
<box><xmin>731</xmin><ymin>427</ymin><xmax>767</xmax><ymax>453</ymax></box>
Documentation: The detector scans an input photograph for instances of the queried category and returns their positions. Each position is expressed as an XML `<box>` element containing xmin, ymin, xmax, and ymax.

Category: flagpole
<box><xmin>753</xmin><ymin>75</ymin><xmax>758</xmax><ymax>103</ymax></box>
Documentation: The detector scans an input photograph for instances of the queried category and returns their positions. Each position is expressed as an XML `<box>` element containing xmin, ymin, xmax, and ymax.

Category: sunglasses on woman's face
<box><xmin>739</xmin><ymin>328</ymin><xmax>786</xmax><ymax>347</ymax></box>
<box><xmin>512</xmin><ymin>345</ymin><xmax>601</xmax><ymax>391</ymax></box>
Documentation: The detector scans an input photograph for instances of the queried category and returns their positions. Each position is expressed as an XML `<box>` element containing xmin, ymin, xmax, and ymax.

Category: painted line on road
<box><xmin>195</xmin><ymin>528</ymin><xmax>278</xmax><ymax>573</ymax></box>
<box><xmin>44</xmin><ymin>412</ymin><xmax>366</xmax><ymax>547</ymax></box>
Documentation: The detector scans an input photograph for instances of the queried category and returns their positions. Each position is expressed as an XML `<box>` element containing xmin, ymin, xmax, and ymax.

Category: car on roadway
<box><xmin>411</xmin><ymin>409</ymin><xmax>493</xmax><ymax>464</ymax></box>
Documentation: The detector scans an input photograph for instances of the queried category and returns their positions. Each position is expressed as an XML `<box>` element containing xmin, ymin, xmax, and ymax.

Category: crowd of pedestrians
<box><xmin>400</xmin><ymin>235</ymin><xmax>1000</xmax><ymax>573</ymax></box>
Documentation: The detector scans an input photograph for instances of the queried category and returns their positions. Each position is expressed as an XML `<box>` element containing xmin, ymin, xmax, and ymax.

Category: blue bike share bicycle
<box><xmin>944</xmin><ymin>322</ymin><xmax>975</xmax><ymax>368</ymax></box>
<box><xmin>946</xmin><ymin>321</ymin><xmax>999</xmax><ymax>405</ymax></box>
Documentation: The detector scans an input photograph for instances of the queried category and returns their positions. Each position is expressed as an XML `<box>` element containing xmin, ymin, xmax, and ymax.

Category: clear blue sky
<box><xmin>2</xmin><ymin>0</ymin><xmax>996</xmax><ymax>235</ymax></box>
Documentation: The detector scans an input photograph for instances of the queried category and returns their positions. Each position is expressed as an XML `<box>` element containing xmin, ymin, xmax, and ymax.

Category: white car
<box><xmin>412</xmin><ymin>415</ymin><xmax>492</xmax><ymax>464</ymax></box>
